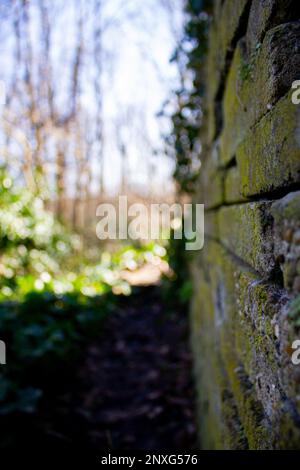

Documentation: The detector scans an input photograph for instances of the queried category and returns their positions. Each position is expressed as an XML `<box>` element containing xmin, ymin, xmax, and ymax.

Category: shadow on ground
<box><xmin>3</xmin><ymin>286</ymin><xmax>197</xmax><ymax>453</ymax></box>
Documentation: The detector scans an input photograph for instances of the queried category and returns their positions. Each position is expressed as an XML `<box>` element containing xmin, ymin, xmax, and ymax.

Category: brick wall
<box><xmin>191</xmin><ymin>0</ymin><xmax>300</xmax><ymax>449</ymax></box>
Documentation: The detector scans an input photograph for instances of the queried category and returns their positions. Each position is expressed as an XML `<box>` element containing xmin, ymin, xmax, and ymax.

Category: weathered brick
<box><xmin>224</xmin><ymin>165</ymin><xmax>247</xmax><ymax>204</ymax></box>
<box><xmin>206</xmin><ymin>0</ymin><xmax>251</xmax><ymax>141</ymax></box>
<box><xmin>207</xmin><ymin>0</ymin><xmax>250</xmax><ymax>103</ymax></box>
<box><xmin>218</xmin><ymin>201</ymin><xmax>275</xmax><ymax>277</ymax></box>
<box><xmin>197</xmin><ymin>142</ymin><xmax>224</xmax><ymax>209</ymax></box>
<box><xmin>203</xmin><ymin>210</ymin><xmax>219</xmax><ymax>240</ymax></box>
<box><xmin>220</xmin><ymin>22</ymin><xmax>300</xmax><ymax>165</ymax></box>
<box><xmin>271</xmin><ymin>191</ymin><xmax>300</xmax><ymax>292</ymax></box>
<box><xmin>232</xmin><ymin>270</ymin><xmax>297</xmax><ymax>449</ymax></box>
<box><xmin>191</xmin><ymin>240</ymin><xmax>250</xmax><ymax>449</ymax></box>
<box><xmin>246</xmin><ymin>0</ymin><xmax>300</xmax><ymax>53</ymax></box>
<box><xmin>236</xmin><ymin>92</ymin><xmax>300</xmax><ymax>197</ymax></box>
<box><xmin>192</xmin><ymin>1</ymin><xmax>300</xmax><ymax>450</ymax></box>
<box><xmin>218</xmin><ymin>192</ymin><xmax>300</xmax><ymax>293</ymax></box>
<box><xmin>191</xmin><ymin>239</ymin><xmax>299</xmax><ymax>449</ymax></box>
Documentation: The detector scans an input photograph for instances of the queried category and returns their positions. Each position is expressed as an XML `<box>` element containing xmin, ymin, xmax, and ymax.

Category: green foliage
<box><xmin>160</xmin><ymin>1</ymin><xmax>212</xmax><ymax>306</ymax></box>
<box><xmin>0</xmin><ymin>168</ymin><xmax>81</xmax><ymax>300</ymax></box>
<box><xmin>0</xmin><ymin>169</ymin><xmax>168</xmax><ymax>420</ymax></box>
<box><xmin>0</xmin><ymin>168</ymin><xmax>167</xmax><ymax>301</ymax></box>
<box><xmin>0</xmin><ymin>291</ymin><xmax>114</xmax><ymax>417</ymax></box>
<box><xmin>161</xmin><ymin>0</ymin><xmax>212</xmax><ymax>193</ymax></box>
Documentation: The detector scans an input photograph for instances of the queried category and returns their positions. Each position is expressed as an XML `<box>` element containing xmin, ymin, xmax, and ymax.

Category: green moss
<box><xmin>221</xmin><ymin>22</ymin><xmax>300</xmax><ymax>168</ymax></box>
<box><xmin>239</xmin><ymin>59</ymin><xmax>253</xmax><ymax>82</ymax></box>
<box><xmin>237</xmin><ymin>91</ymin><xmax>300</xmax><ymax>197</ymax></box>
<box><xmin>239</xmin><ymin>42</ymin><xmax>261</xmax><ymax>82</ymax></box>
<box><xmin>191</xmin><ymin>215</ymin><xmax>298</xmax><ymax>448</ymax></box>
<box><xmin>288</xmin><ymin>295</ymin><xmax>300</xmax><ymax>327</ymax></box>
<box><xmin>271</xmin><ymin>192</ymin><xmax>300</xmax><ymax>225</ymax></box>
<box><xmin>226</xmin><ymin>362</ymin><xmax>270</xmax><ymax>449</ymax></box>
<box><xmin>218</xmin><ymin>201</ymin><xmax>274</xmax><ymax>276</ymax></box>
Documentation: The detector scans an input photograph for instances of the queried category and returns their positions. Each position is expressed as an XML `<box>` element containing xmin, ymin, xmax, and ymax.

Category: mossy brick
<box><xmin>207</xmin><ymin>0</ymin><xmax>250</xmax><ymax>101</ymax></box>
<box><xmin>218</xmin><ymin>193</ymin><xmax>300</xmax><ymax>290</ymax></box>
<box><xmin>205</xmin><ymin>98</ymin><xmax>218</xmax><ymax>145</ymax></box>
<box><xmin>206</xmin><ymin>249</ymin><xmax>281</xmax><ymax>449</ymax></box>
<box><xmin>191</xmin><ymin>235</ymin><xmax>300</xmax><ymax>448</ymax></box>
<box><xmin>218</xmin><ymin>201</ymin><xmax>275</xmax><ymax>277</ymax></box>
<box><xmin>200</xmin><ymin>106</ymin><xmax>215</xmax><ymax>148</ymax></box>
<box><xmin>190</xmin><ymin>248</ymin><xmax>226</xmax><ymax>449</ymax></box>
<box><xmin>191</xmin><ymin>197</ymin><xmax>300</xmax><ymax>448</ymax></box>
<box><xmin>224</xmin><ymin>165</ymin><xmax>247</xmax><ymax>204</ymax></box>
<box><xmin>236</xmin><ymin>92</ymin><xmax>300</xmax><ymax>197</ymax></box>
<box><xmin>246</xmin><ymin>0</ymin><xmax>300</xmax><ymax>54</ymax></box>
<box><xmin>190</xmin><ymin>241</ymin><xmax>246</xmax><ymax>449</ymax></box>
<box><xmin>234</xmin><ymin>271</ymin><xmax>300</xmax><ymax>448</ymax></box>
<box><xmin>198</xmin><ymin>143</ymin><xmax>224</xmax><ymax>209</ymax></box>
<box><xmin>226</xmin><ymin>363</ymin><xmax>272</xmax><ymax>449</ymax></box>
<box><xmin>221</xmin><ymin>389</ymin><xmax>249</xmax><ymax>449</ymax></box>
<box><xmin>206</xmin><ymin>0</ymin><xmax>250</xmax><ymax>109</ymax></box>
<box><xmin>234</xmin><ymin>271</ymin><xmax>288</xmax><ymax>396</ymax></box>
<box><xmin>192</xmin><ymin>1</ymin><xmax>300</xmax><ymax>449</ymax></box>
<box><xmin>270</xmin><ymin>191</ymin><xmax>300</xmax><ymax>292</ymax></box>
<box><xmin>191</xmin><ymin>241</ymin><xmax>274</xmax><ymax>448</ymax></box>
<box><xmin>220</xmin><ymin>22</ymin><xmax>300</xmax><ymax>165</ymax></box>
<box><xmin>212</xmin><ymin>0</ymin><xmax>223</xmax><ymax>21</ymax></box>
<box><xmin>203</xmin><ymin>210</ymin><xmax>219</xmax><ymax>240</ymax></box>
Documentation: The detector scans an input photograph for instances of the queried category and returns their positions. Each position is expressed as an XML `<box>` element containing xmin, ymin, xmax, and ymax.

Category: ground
<box><xmin>6</xmin><ymin>286</ymin><xmax>197</xmax><ymax>453</ymax></box>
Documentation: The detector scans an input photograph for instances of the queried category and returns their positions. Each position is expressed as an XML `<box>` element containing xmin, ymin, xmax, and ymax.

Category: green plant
<box><xmin>0</xmin><ymin>169</ymin><xmax>169</xmax><ymax>422</ymax></box>
<box><xmin>159</xmin><ymin>1</ymin><xmax>212</xmax><ymax>194</ymax></box>
<box><xmin>0</xmin><ymin>290</ymin><xmax>117</xmax><ymax>416</ymax></box>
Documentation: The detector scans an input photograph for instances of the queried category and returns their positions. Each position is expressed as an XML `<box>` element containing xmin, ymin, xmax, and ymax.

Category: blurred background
<box><xmin>0</xmin><ymin>0</ymin><xmax>183</xmax><ymax>214</ymax></box>
<box><xmin>0</xmin><ymin>0</ymin><xmax>209</xmax><ymax>453</ymax></box>
<box><xmin>0</xmin><ymin>0</ymin><xmax>188</xmax><ymax>296</ymax></box>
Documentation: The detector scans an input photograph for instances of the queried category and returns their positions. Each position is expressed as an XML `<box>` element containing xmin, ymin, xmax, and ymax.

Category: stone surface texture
<box><xmin>191</xmin><ymin>1</ymin><xmax>300</xmax><ymax>449</ymax></box>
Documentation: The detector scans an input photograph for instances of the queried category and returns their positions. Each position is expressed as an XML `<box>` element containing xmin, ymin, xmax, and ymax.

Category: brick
<box><xmin>198</xmin><ymin>142</ymin><xmax>224</xmax><ymax>209</ymax></box>
<box><xmin>224</xmin><ymin>165</ymin><xmax>247</xmax><ymax>204</ymax></box>
<box><xmin>206</xmin><ymin>0</ymin><xmax>251</xmax><ymax>141</ymax></box>
<box><xmin>220</xmin><ymin>22</ymin><xmax>300</xmax><ymax>165</ymax></box>
<box><xmin>246</xmin><ymin>0</ymin><xmax>300</xmax><ymax>54</ymax></box>
<box><xmin>191</xmin><ymin>240</ymin><xmax>299</xmax><ymax>449</ymax></box>
<box><xmin>218</xmin><ymin>201</ymin><xmax>275</xmax><ymax>277</ymax></box>
<box><xmin>236</xmin><ymin>92</ymin><xmax>300</xmax><ymax>197</ymax></box>
<box><xmin>271</xmin><ymin>191</ymin><xmax>300</xmax><ymax>292</ymax></box>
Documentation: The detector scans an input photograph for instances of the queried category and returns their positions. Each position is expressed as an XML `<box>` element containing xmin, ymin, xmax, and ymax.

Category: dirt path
<box><xmin>71</xmin><ymin>286</ymin><xmax>197</xmax><ymax>451</ymax></box>
<box><xmin>15</xmin><ymin>287</ymin><xmax>197</xmax><ymax>453</ymax></box>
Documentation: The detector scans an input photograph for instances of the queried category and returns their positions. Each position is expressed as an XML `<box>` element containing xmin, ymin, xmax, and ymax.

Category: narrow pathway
<box><xmin>28</xmin><ymin>287</ymin><xmax>197</xmax><ymax>453</ymax></box>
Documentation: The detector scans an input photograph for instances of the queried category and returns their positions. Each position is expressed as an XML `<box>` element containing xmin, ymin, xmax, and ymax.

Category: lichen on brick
<box><xmin>192</xmin><ymin>2</ymin><xmax>300</xmax><ymax>450</ymax></box>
